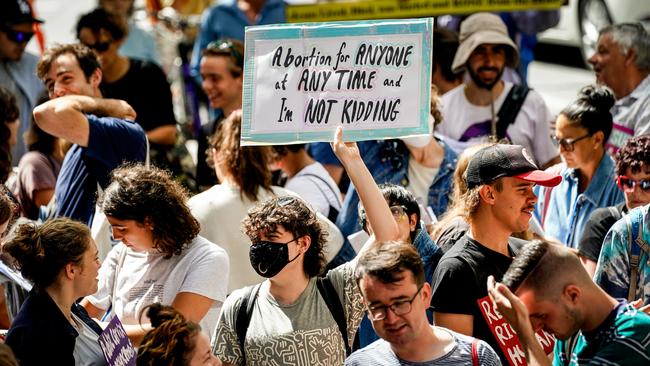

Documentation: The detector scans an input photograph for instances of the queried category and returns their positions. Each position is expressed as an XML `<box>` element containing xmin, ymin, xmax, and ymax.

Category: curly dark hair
<box><xmin>242</xmin><ymin>196</ymin><xmax>328</xmax><ymax>277</ymax></box>
<box><xmin>3</xmin><ymin>218</ymin><xmax>90</xmax><ymax>289</ymax></box>
<box><xmin>358</xmin><ymin>184</ymin><xmax>420</xmax><ymax>242</ymax></box>
<box><xmin>0</xmin><ymin>187</ymin><xmax>17</xmax><ymax>232</ymax></box>
<box><xmin>137</xmin><ymin>303</ymin><xmax>201</xmax><ymax>366</ymax></box>
<box><xmin>98</xmin><ymin>164</ymin><xmax>200</xmax><ymax>258</ymax></box>
<box><xmin>209</xmin><ymin>111</ymin><xmax>274</xmax><ymax>202</ymax></box>
<box><xmin>0</xmin><ymin>86</ymin><xmax>18</xmax><ymax>183</ymax></box>
<box><xmin>37</xmin><ymin>43</ymin><xmax>101</xmax><ymax>81</ymax></box>
<box><xmin>615</xmin><ymin>135</ymin><xmax>650</xmax><ymax>176</ymax></box>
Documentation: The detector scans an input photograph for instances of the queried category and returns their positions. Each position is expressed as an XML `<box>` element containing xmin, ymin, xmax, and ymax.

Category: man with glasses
<box><xmin>578</xmin><ymin>135</ymin><xmax>650</xmax><ymax>276</ymax></box>
<box><xmin>431</xmin><ymin>143</ymin><xmax>561</xmax><ymax>365</ymax></box>
<box><xmin>592</xmin><ymin>135</ymin><xmax>650</xmax><ymax>305</ymax></box>
<box><xmin>346</xmin><ymin>241</ymin><xmax>500</xmax><ymax>365</ymax></box>
<box><xmin>0</xmin><ymin>0</ymin><xmax>45</xmax><ymax>164</ymax></box>
<box><xmin>588</xmin><ymin>23</ymin><xmax>650</xmax><ymax>154</ymax></box>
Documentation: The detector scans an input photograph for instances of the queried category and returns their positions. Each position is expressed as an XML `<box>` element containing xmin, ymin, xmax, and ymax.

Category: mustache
<box><xmin>477</xmin><ymin>67</ymin><xmax>499</xmax><ymax>73</ymax></box>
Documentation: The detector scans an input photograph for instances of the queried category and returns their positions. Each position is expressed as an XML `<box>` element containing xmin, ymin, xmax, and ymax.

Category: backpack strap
<box><xmin>608</xmin><ymin>206</ymin><xmax>623</xmax><ymax>222</ymax></box>
<box><xmin>316</xmin><ymin>277</ymin><xmax>351</xmax><ymax>357</ymax></box>
<box><xmin>235</xmin><ymin>283</ymin><xmax>262</xmax><ymax>365</ymax></box>
<box><xmin>496</xmin><ymin>84</ymin><xmax>530</xmax><ymax>140</ymax></box>
<box><xmin>471</xmin><ymin>338</ymin><xmax>479</xmax><ymax>366</ymax></box>
<box><xmin>300</xmin><ymin>173</ymin><xmax>341</xmax><ymax>222</ymax></box>
<box><xmin>627</xmin><ymin>208</ymin><xmax>650</xmax><ymax>302</ymax></box>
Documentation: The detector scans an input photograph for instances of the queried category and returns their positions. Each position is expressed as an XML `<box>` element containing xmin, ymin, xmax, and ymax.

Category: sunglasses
<box><xmin>83</xmin><ymin>40</ymin><xmax>112</xmax><ymax>53</ymax></box>
<box><xmin>2</xmin><ymin>27</ymin><xmax>34</xmax><ymax>44</ymax></box>
<box><xmin>206</xmin><ymin>39</ymin><xmax>243</xmax><ymax>67</ymax></box>
<box><xmin>617</xmin><ymin>176</ymin><xmax>650</xmax><ymax>193</ymax></box>
<box><xmin>551</xmin><ymin>133</ymin><xmax>591</xmax><ymax>152</ymax></box>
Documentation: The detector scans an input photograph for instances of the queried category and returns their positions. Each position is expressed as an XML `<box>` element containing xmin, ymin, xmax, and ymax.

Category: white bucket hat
<box><xmin>451</xmin><ymin>13</ymin><xmax>519</xmax><ymax>74</ymax></box>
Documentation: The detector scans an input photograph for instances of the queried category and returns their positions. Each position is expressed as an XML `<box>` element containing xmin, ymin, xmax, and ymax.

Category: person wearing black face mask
<box><xmin>211</xmin><ymin>127</ymin><xmax>403</xmax><ymax>366</ymax></box>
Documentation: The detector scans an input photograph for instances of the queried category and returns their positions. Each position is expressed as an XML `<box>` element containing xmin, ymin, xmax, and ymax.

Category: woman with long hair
<box><xmin>4</xmin><ymin>218</ymin><xmax>105</xmax><ymax>365</ymax></box>
<box><xmin>0</xmin><ymin>87</ymin><xmax>20</xmax><ymax>184</ymax></box>
<box><xmin>81</xmin><ymin>165</ymin><xmax>229</xmax><ymax>344</ymax></box>
<box><xmin>535</xmin><ymin>85</ymin><xmax>624</xmax><ymax>248</ymax></box>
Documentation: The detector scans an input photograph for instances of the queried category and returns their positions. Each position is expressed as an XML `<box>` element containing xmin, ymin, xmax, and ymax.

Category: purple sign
<box><xmin>98</xmin><ymin>315</ymin><xmax>137</xmax><ymax>366</ymax></box>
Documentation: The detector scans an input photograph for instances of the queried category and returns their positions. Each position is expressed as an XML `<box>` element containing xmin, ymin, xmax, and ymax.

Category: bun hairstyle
<box><xmin>3</xmin><ymin>218</ymin><xmax>90</xmax><ymax>289</ymax></box>
<box><xmin>137</xmin><ymin>303</ymin><xmax>201</xmax><ymax>366</ymax></box>
<box><xmin>560</xmin><ymin>85</ymin><xmax>615</xmax><ymax>144</ymax></box>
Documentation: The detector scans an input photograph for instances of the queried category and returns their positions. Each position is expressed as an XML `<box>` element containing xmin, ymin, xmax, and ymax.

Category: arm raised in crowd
<box><xmin>331</xmin><ymin>126</ymin><xmax>398</xmax><ymax>244</ymax></box>
<box><xmin>33</xmin><ymin>95</ymin><xmax>136</xmax><ymax>147</ymax></box>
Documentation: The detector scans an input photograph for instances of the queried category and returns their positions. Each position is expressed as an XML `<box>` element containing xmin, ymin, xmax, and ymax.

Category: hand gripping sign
<box><xmin>241</xmin><ymin>18</ymin><xmax>432</xmax><ymax>146</ymax></box>
<box><xmin>478</xmin><ymin>296</ymin><xmax>555</xmax><ymax>366</ymax></box>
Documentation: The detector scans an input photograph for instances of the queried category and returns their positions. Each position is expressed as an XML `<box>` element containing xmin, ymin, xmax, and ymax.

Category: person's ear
<box><xmin>624</xmin><ymin>48</ymin><xmax>637</xmax><ymax>68</ymax></box>
<box><xmin>563</xmin><ymin>284</ymin><xmax>581</xmax><ymax>305</ymax></box>
<box><xmin>479</xmin><ymin>185</ymin><xmax>496</xmax><ymax>204</ymax></box>
<box><xmin>421</xmin><ymin>282</ymin><xmax>432</xmax><ymax>305</ymax></box>
<box><xmin>143</xmin><ymin>217</ymin><xmax>154</xmax><ymax>231</ymax></box>
<box><xmin>298</xmin><ymin>235</ymin><xmax>311</xmax><ymax>253</ymax></box>
<box><xmin>89</xmin><ymin>68</ymin><xmax>102</xmax><ymax>88</ymax></box>
<box><xmin>64</xmin><ymin>263</ymin><xmax>76</xmax><ymax>280</ymax></box>
<box><xmin>592</xmin><ymin>131</ymin><xmax>605</xmax><ymax>148</ymax></box>
<box><xmin>409</xmin><ymin>213</ymin><xmax>418</xmax><ymax>232</ymax></box>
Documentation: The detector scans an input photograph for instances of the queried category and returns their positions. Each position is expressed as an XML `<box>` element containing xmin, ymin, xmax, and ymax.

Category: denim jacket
<box><xmin>534</xmin><ymin>155</ymin><xmax>624</xmax><ymax>248</ymax></box>
<box><xmin>356</xmin><ymin>226</ymin><xmax>442</xmax><ymax>348</ymax></box>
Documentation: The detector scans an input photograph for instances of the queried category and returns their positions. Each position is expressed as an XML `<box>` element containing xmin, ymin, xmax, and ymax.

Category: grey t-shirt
<box><xmin>344</xmin><ymin>327</ymin><xmax>502</xmax><ymax>366</ymax></box>
<box><xmin>212</xmin><ymin>261</ymin><xmax>364</xmax><ymax>365</ymax></box>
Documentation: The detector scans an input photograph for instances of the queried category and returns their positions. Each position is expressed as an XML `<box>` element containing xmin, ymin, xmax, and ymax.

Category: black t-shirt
<box><xmin>435</xmin><ymin>217</ymin><xmax>469</xmax><ymax>253</ymax></box>
<box><xmin>578</xmin><ymin>203</ymin><xmax>626</xmax><ymax>262</ymax></box>
<box><xmin>431</xmin><ymin>234</ymin><xmax>522</xmax><ymax>364</ymax></box>
<box><xmin>101</xmin><ymin>59</ymin><xmax>176</xmax><ymax>134</ymax></box>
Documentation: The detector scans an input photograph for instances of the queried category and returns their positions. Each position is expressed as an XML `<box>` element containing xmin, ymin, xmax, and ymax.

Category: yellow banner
<box><xmin>287</xmin><ymin>0</ymin><xmax>564</xmax><ymax>23</ymax></box>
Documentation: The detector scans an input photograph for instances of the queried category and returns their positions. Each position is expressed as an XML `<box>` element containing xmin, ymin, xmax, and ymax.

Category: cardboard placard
<box><xmin>241</xmin><ymin>18</ymin><xmax>432</xmax><ymax>146</ymax></box>
<box><xmin>478</xmin><ymin>296</ymin><xmax>555</xmax><ymax>366</ymax></box>
<box><xmin>98</xmin><ymin>315</ymin><xmax>137</xmax><ymax>366</ymax></box>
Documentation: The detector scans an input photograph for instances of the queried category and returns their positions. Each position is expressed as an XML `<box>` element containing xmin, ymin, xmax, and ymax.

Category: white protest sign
<box><xmin>241</xmin><ymin>18</ymin><xmax>432</xmax><ymax>145</ymax></box>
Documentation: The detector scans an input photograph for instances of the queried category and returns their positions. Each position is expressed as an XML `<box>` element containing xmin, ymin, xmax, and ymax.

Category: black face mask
<box><xmin>249</xmin><ymin>238</ymin><xmax>301</xmax><ymax>278</ymax></box>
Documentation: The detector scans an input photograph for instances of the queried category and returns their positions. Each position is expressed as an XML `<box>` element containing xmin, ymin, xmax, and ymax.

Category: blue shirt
<box><xmin>534</xmin><ymin>155</ymin><xmax>624</xmax><ymax>248</ymax></box>
<box><xmin>55</xmin><ymin>115</ymin><xmax>146</xmax><ymax>224</ymax></box>
<box><xmin>594</xmin><ymin>205</ymin><xmax>650</xmax><ymax>304</ymax></box>
<box><xmin>190</xmin><ymin>0</ymin><xmax>286</xmax><ymax>79</ymax></box>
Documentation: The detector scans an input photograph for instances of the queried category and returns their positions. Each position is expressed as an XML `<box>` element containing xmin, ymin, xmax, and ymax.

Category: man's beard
<box><xmin>467</xmin><ymin>65</ymin><xmax>504</xmax><ymax>90</ymax></box>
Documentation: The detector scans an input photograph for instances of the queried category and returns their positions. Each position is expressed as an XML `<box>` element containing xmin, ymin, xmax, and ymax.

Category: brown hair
<box><xmin>4</xmin><ymin>218</ymin><xmax>91</xmax><ymax>289</ymax></box>
<box><xmin>37</xmin><ymin>43</ymin><xmax>100</xmax><ymax>81</ymax></box>
<box><xmin>243</xmin><ymin>196</ymin><xmax>328</xmax><ymax>277</ymax></box>
<box><xmin>137</xmin><ymin>303</ymin><xmax>201</xmax><ymax>366</ymax></box>
<box><xmin>99</xmin><ymin>165</ymin><xmax>200</xmax><ymax>258</ymax></box>
<box><xmin>202</xmin><ymin>39</ymin><xmax>244</xmax><ymax>78</ymax></box>
<box><xmin>0</xmin><ymin>87</ymin><xmax>18</xmax><ymax>183</ymax></box>
<box><xmin>209</xmin><ymin>111</ymin><xmax>274</xmax><ymax>202</ymax></box>
<box><xmin>355</xmin><ymin>241</ymin><xmax>425</xmax><ymax>288</ymax></box>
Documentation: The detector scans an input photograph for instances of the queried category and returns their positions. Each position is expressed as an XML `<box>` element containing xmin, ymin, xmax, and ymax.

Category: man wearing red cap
<box><xmin>431</xmin><ymin>143</ymin><xmax>561</xmax><ymax>365</ymax></box>
<box><xmin>0</xmin><ymin>0</ymin><xmax>45</xmax><ymax>164</ymax></box>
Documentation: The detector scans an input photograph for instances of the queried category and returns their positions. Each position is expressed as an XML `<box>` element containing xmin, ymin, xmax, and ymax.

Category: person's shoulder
<box><xmin>618</xmin><ymin>304</ymin><xmax>650</xmax><ymax>332</ymax></box>
<box><xmin>345</xmin><ymin>338</ymin><xmax>393</xmax><ymax>365</ymax></box>
<box><xmin>440</xmin><ymin>84</ymin><xmax>464</xmax><ymax>103</ymax></box>
<box><xmin>17</xmin><ymin>151</ymin><xmax>49</xmax><ymax>167</ymax></box>
<box><xmin>192</xmin><ymin>236</ymin><xmax>229</xmax><ymax>257</ymax></box>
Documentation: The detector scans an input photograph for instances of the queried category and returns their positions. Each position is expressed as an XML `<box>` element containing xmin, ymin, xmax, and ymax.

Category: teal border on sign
<box><xmin>242</xmin><ymin>18</ymin><xmax>433</xmax><ymax>145</ymax></box>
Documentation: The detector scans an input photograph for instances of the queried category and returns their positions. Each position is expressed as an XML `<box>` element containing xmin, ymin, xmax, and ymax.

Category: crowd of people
<box><xmin>1</xmin><ymin>0</ymin><xmax>650</xmax><ymax>365</ymax></box>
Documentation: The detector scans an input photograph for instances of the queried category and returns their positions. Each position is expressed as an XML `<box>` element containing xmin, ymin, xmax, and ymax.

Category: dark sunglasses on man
<box><xmin>617</xmin><ymin>176</ymin><xmax>650</xmax><ymax>193</ymax></box>
<box><xmin>83</xmin><ymin>40</ymin><xmax>112</xmax><ymax>53</ymax></box>
<box><xmin>1</xmin><ymin>27</ymin><xmax>34</xmax><ymax>44</ymax></box>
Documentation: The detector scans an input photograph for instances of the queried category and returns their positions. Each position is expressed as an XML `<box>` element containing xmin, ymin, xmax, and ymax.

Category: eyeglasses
<box><xmin>551</xmin><ymin>134</ymin><xmax>592</xmax><ymax>152</ymax></box>
<box><xmin>366</xmin><ymin>286</ymin><xmax>423</xmax><ymax>321</ymax></box>
<box><xmin>617</xmin><ymin>176</ymin><xmax>650</xmax><ymax>193</ymax></box>
<box><xmin>82</xmin><ymin>40</ymin><xmax>112</xmax><ymax>53</ymax></box>
<box><xmin>206</xmin><ymin>39</ymin><xmax>243</xmax><ymax>67</ymax></box>
<box><xmin>360</xmin><ymin>205</ymin><xmax>409</xmax><ymax>228</ymax></box>
<box><xmin>1</xmin><ymin>27</ymin><xmax>34</xmax><ymax>44</ymax></box>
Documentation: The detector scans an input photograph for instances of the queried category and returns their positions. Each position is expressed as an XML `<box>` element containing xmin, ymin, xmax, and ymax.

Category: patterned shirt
<box><xmin>211</xmin><ymin>260</ymin><xmax>364</xmax><ymax>365</ymax></box>
<box><xmin>594</xmin><ymin>205</ymin><xmax>650</xmax><ymax>304</ymax></box>
<box><xmin>607</xmin><ymin>75</ymin><xmax>650</xmax><ymax>154</ymax></box>
<box><xmin>553</xmin><ymin>301</ymin><xmax>650</xmax><ymax>365</ymax></box>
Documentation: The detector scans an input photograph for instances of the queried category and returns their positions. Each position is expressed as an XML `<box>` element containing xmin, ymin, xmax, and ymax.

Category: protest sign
<box><xmin>478</xmin><ymin>296</ymin><xmax>555</xmax><ymax>366</ymax></box>
<box><xmin>98</xmin><ymin>315</ymin><xmax>137</xmax><ymax>366</ymax></box>
<box><xmin>241</xmin><ymin>18</ymin><xmax>432</xmax><ymax>146</ymax></box>
<box><xmin>286</xmin><ymin>0</ymin><xmax>564</xmax><ymax>23</ymax></box>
